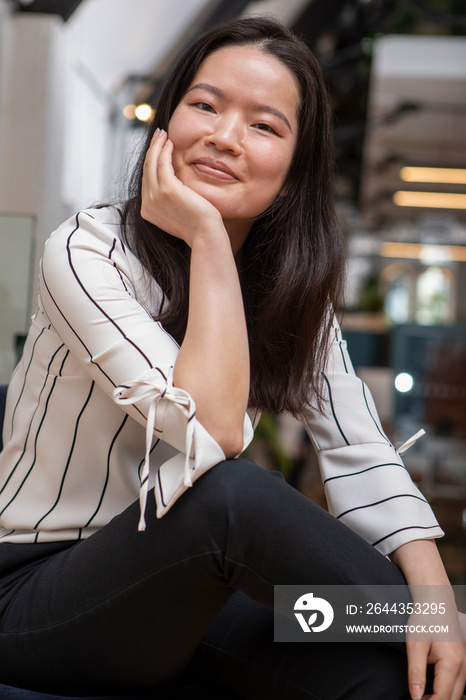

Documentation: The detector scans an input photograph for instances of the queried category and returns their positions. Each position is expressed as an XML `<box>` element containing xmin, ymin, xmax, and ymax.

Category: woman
<box><xmin>0</xmin><ymin>16</ymin><xmax>464</xmax><ymax>700</ymax></box>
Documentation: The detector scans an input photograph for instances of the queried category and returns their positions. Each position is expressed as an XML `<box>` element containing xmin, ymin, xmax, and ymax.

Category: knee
<box><xmin>197</xmin><ymin>458</ymin><xmax>285</xmax><ymax>507</ymax></box>
<box><xmin>185</xmin><ymin>458</ymin><xmax>292</xmax><ymax>536</ymax></box>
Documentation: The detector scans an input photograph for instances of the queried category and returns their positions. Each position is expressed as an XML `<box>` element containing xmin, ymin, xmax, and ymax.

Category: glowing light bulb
<box><xmin>135</xmin><ymin>104</ymin><xmax>154</xmax><ymax>122</ymax></box>
<box><xmin>122</xmin><ymin>104</ymin><xmax>136</xmax><ymax>120</ymax></box>
<box><xmin>395</xmin><ymin>373</ymin><xmax>414</xmax><ymax>393</ymax></box>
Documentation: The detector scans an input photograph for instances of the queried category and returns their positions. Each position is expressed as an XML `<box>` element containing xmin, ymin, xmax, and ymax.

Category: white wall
<box><xmin>61</xmin><ymin>0</ymin><xmax>211</xmax><ymax>210</ymax></box>
<box><xmin>0</xmin><ymin>0</ymin><xmax>309</xmax><ymax>374</ymax></box>
<box><xmin>0</xmin><ymin>11</ymin><xmax>67</xmax><ymax>327</ymax></box>
<box><xmin>0</xmin><ymin>0</ymin><xmax>211</xmax><ymax>327</ymax></box>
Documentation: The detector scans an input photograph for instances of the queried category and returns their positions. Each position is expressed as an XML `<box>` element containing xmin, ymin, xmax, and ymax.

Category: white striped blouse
<box><xmin>0</xmin><ymin>207</ymin><xmax>443</xmax><ymax>553</ymax></box>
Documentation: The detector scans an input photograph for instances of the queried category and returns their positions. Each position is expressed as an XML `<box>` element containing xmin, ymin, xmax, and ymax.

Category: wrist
<box><xmin>390</xmin><ymin>539</ymin><xmax>451</xmax><ymax>587</ymax></box>
<box><xmin>189</xmin><ymin>215</ymin><xmax>226</xmax><ymax>246</ymax></box>
<box><xmin>190</xmin><ymin>224</ymin><xmax>234</xmax><ymax>260</ymax></box>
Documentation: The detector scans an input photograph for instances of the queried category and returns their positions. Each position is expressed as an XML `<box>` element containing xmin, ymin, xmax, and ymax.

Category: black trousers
<box><xmin>0</xmin><ymin>459</ymin><xmax>416</xmax><ymax>699</ymax></box>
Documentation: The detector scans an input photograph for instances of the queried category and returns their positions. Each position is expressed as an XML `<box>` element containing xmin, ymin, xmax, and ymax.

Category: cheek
<box><xmin>251</xmin><ymin>135</ymin><xmax>295</xmax><ymax>183</ymax></box>
<box><xmin>167</xmin><ymin>119</ymin><xmax>190</xmax><ymax>179</ymax></box>
<box><xmin>257</xmin><ymin>151</ymin><xmax>293</xmax><ymax>188</ymax></box>
<box><xmin>167</xmin><ymin>110</ymin><xmax>191</xmax><ymax>151</ymax></box>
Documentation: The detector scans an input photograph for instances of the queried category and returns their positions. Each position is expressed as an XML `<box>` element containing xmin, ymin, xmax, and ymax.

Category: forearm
<box><xmin>390</xmin><ymin>538</ymin><xmax>452</xmax><ymax>587</ymax></box>
<box><xmin>390</xmin><ymin>539</ymin><xmax>466</xmax><ymax>700</ymax></box>
<box><xmin>390</xmin><ymin>537</ymin><xmax>459</xmax><ymax>615</ymax></box>
<box><xmin>173</xmin><ymin>226</ymin><xmax>250</xmax><ymax>456</ymax></box>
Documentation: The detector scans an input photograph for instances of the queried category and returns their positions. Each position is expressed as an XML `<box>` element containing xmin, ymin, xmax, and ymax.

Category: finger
<box><xmin>141</xmin><ymin>129</ymin><xmax>168</xmax><ymax>223</ymax></box>
<box><xmin>430</xmin><ymin>651</ymin><xmax>464</xmax><ymax>700</ymax></box>
<box><xmin>148</xmin><ymin>126</ymin><xmax>166</xmax><ymax>149</ymax></box>
<box><xmin>450</xmin><ymin>673</ymin><xmax>466</xmax><ymax>700</ymax></box>
<box><xmin>156</xmin><ymin>137</ymin><xmax>176</xmax><ymax>183</ymax></box>
<box><xmin>146</xmin><ymin>128</ymin><xmax>167</xmax><ymax>165</ymax></box>
<box><xmin>407</xmin><ymin>640</ymin><xmax>428</xmax><ymax>700</ymax></box>
<box><xmin>143</xmin><ymin>129</ymin><xmax>167</xmax><ymax>185</ymax></box>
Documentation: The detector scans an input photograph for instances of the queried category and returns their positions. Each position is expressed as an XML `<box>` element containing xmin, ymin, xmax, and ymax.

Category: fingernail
<box><xmin>410</xmin><ymin>685</ymin><xmax>423</xmax><ymax>700</ymax></box>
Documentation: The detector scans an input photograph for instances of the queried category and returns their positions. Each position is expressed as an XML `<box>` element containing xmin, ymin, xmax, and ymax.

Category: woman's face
<box><xmin>168</xmin><ymin>44</ymin><xmax>300</xmax><ymax>248</ymax></box>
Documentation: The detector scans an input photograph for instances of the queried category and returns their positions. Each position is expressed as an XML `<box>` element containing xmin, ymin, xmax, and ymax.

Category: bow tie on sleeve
<box><xmin>114</xmin><ymin>373</ymin><xmax>196</xmax><ymax>531</ymax></box>
<box><xmin>396</xmin><ymin>428</ymin><xmax>426</xmax><ymax>456</ymax></box>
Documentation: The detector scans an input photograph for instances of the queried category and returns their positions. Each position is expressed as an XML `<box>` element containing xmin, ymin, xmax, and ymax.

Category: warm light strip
<box><xmin>393</xmin><ymin>191</ymin><xmax>466</xmax><ymax>209</ymax></box>
<box><xmin>379</xmin><ymin>241</ymin><xmax>466</xmax><ymax>262</ymax></box>
<box><xmin>400</xmin><ymin>167</ymin><xmax>466</xmax><ymax>184</ymax></box>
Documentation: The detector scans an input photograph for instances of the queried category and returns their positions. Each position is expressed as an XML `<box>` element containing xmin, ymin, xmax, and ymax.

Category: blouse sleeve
<box><xmin>39</xmin><ymin>209</ymin><xmax>254</xmax><ymax>527</ymax></box>
<box><xmin>300</xmin><ymin>319</ymin><xmax>444</xmax><ymax>556</ymax></box>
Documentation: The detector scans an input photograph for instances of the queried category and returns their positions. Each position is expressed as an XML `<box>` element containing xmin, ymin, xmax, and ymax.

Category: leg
<box><xmin>0</xmin><ymin>459</ymin><xmax>409</xmax><ymax>696</ymax></box>
<box><xmin>190</xmin><ymin>592</ymin><xmax>413</xmax><ymax>700</ymax></box>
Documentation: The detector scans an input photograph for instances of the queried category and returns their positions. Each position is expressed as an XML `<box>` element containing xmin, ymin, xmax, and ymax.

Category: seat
<box><xmin>0</xmin><ymin>683</ymin><xmax>234</xmax><ymax>700</ymax></box>
<box><xmin>0</xmin><ymin>385</ymin><xmax>235</xmax><ymax>700</ymax></box>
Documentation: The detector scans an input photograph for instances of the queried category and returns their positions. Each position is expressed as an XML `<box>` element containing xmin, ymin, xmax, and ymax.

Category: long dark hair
<box><xmin>122</xmin><ymin>16</ymin><xmax>345</xmax><ymax>416</ymax></box>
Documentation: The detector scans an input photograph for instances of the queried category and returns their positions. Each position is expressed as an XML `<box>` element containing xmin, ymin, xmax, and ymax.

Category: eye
<box><xmin>192</xmin><ymin>102</ymin><xmax>215</xmax><ymax>113</ymax></box>
<box><xmin>253</xmin><ymin>123</ymin><xmax>278</xmax><ymax>135</ymax></box>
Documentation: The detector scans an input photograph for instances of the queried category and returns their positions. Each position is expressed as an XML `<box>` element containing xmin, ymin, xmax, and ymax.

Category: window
<box><xmin>415</xmin><ymin>266</ymin><xmax>455</xmax><ymax>325</ymax></box>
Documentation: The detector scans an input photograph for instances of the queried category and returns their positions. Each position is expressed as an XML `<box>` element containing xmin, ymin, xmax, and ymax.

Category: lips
<box><xmin>192</xmin><ymin>157</ymin><xmax>239</xmax><ymax>181</ymax></box>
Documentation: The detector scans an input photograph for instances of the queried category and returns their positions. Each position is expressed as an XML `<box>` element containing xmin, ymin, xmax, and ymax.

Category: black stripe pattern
<box><xmin>299</xmin><ymin>318</ymin><xmax>443</xmax><ymax>555</ymax></box>
<box><xmin>0</xmin><ymin>206</ymin><xmax>249</xmax><ymax>543</ymax></box>
<box><xmin>0</xmin><ymin>211</ymin><xmax>440</xmax><ymax>553</ymax></box>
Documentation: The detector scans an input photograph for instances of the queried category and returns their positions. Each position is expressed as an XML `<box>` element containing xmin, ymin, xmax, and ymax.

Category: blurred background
<box><xmin>0</xmin><ymin>0</ymin><xmax>465</xmax><ymax>580</ymax></box>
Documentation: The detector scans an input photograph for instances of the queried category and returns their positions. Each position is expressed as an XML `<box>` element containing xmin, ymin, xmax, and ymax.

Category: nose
<box><xmin>206</xmin><ymin>113</ymin><xmax>243</xmax><ymax>155</ymax></box>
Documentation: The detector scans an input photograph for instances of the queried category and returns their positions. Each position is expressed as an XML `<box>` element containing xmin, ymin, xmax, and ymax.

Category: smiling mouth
<box><xmin>192</xmin><ymin>158</ymin><xmax>238</xmax><ymax>181</ymax></box>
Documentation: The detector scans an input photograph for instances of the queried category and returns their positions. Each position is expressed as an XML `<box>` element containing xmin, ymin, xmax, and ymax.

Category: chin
<box><xmin>188</xmin><ymin>183</ymin><xmax>230</xmax><ymax>211</ymax></box>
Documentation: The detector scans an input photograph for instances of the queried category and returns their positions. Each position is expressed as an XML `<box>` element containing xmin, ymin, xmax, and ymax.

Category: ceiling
<box><xmin>10</xmin><ymin>0</ymin><xmax>83</xmax><ymax>21</ymax></box>
<box><xmin>10</xmin><ymin>0</ymin><xmax>466</xmax><ymax>228</ymax></box>
<box><xmin>360</xmin><ymin>34</ymin><xmax>466</xmax><ymax>226</ymax></box>
<box><xmin>290</xmin><ymin>0</ymin><xmax>466</xmax><ymax>228</ymax></box>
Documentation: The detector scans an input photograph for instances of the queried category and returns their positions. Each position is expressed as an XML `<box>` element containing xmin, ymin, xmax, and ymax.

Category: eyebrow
<box><xmin>186</xmin><ymin>82</ymin><xmax>293</xmax><ymax>133</ymax></box>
